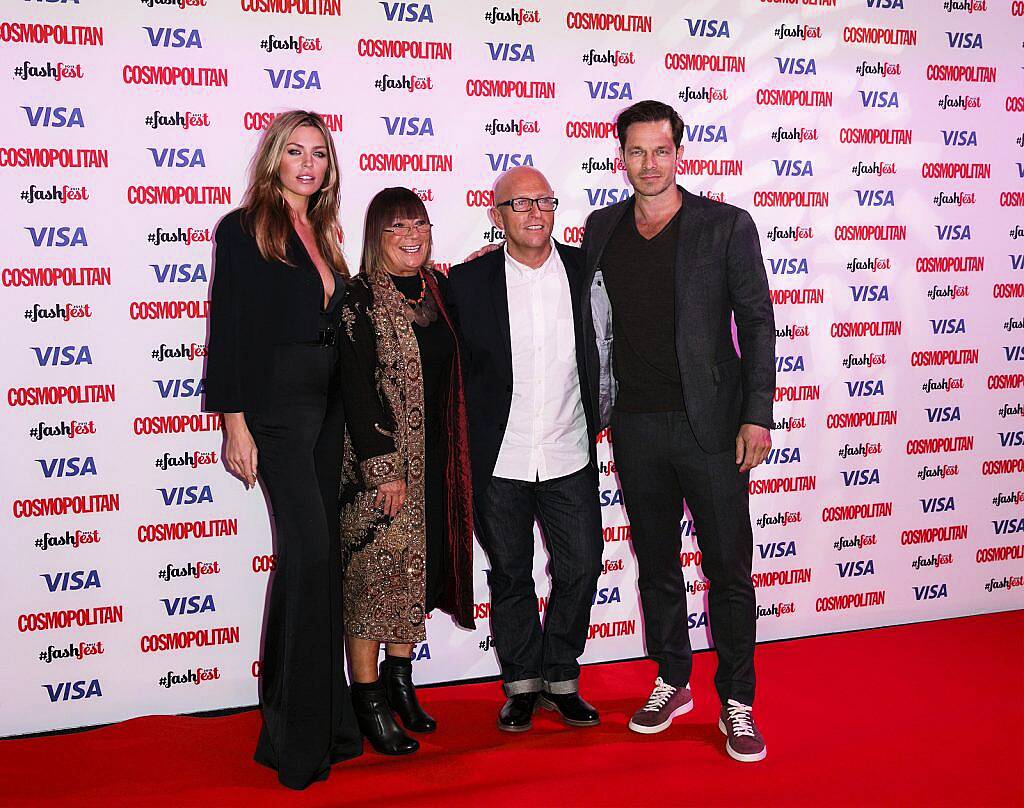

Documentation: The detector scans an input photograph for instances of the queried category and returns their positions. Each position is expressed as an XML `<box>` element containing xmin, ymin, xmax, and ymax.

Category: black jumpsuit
<box><xmin>205</xmin><ymin>209</ymin><xmax>362</xmax><ymax>790</ymax></box>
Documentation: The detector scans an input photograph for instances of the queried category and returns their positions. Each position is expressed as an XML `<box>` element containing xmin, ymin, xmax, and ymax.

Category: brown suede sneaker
<box><xmin>627</xmin><ymin>677</ymin><xmax>693</xmax><ymax>734</ymax></box>
<box><xmin>718</xmin><ymin>699</ymin><xmax>767</xmax><ymax>762</ymax></box>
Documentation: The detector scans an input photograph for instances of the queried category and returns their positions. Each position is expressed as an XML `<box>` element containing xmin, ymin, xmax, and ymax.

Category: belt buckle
<box><xmin>318</xmin><ymin>327</ymin><xmax>337</xmax><ymax>347</ymax></box>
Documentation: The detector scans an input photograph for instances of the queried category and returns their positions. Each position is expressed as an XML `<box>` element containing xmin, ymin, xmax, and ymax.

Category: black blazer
<box><xmin>446</xmin><ymin>242</ymin><xmax>599</xmax><ymax>495</ymax></box>
<box><xmin>580</xmin><ymin>188</ymin><xmax>776</xmax><ymax>454</ymax></box>
<box><xmin>204</xmin><ymin>207</ymin><xmax>346</xmax><ymax>413</ymax></box>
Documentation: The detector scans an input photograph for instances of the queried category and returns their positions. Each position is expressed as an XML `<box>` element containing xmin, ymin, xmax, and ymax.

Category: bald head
<box><xmin>490</xmin><ymin>165</ymin><xmax>556</xmax><ymax>267</ymax></box>
<box><xmin>493</xmin><ymin>165</ymin><xmax>553</xmax><ymax>205</ymax></box>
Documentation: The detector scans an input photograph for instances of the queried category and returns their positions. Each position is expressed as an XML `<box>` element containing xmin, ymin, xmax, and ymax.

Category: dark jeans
<box><xmin>474</xmin><ymin>464</ymin><xmax>603</xmax><ymax>695</ymax></box>
<box><xmin>611</xmin><ymin>409</ymin><xmax>757</xmax><ymax>706</ymax></box>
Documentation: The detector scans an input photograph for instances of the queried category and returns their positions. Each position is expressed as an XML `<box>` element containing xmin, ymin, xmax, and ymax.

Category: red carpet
<box><xmin>2</xmin><ymin>611</ymin><xmax>1022</xmax><ymax>808</ymax></box>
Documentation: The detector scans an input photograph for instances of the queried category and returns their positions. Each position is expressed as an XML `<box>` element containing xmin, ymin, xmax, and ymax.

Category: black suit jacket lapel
<box><xmin>489</xmin><ymin>246</ymin><xmax>513</xmax><ymax>383</ymax></box>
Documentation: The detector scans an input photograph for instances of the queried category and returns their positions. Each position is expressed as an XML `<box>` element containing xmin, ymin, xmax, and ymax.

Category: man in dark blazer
<box><xmin>580</xmin><ymin>100</ymin><xmax>776</xmax><ymax>761</ymax></box>
<box><xmin>447</xmin><ymin>166</ymin><xmax>603</xmax><ymax>732</ymax></box>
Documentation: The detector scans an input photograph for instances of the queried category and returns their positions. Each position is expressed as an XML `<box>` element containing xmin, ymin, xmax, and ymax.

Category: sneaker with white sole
<box><xmin>718</xmin><ymin>699</ymin><xmax>767</xmax><ymax>762</ymax></box>
<box><xmin>627</xmin><ymin>677</ymin><xmax>693</xmax><ymax>734</ymax></box>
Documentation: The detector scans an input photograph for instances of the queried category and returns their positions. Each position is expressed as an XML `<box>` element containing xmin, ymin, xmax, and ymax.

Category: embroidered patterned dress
<box><xmin>337</xmin><ymin>270</ymin><xmax>475</xmax><ymax>643</ymax></box>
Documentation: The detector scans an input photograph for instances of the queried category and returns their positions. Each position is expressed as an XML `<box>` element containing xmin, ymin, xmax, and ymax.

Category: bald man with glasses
<box><xmin>447</xmin><ymin>166</ymin><xmax>603</xmax><ymax>732</ymax></box>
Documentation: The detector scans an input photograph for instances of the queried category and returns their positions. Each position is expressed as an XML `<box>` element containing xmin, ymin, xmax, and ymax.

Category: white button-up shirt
<box><xmin>493</xmin><ymin>242</ymin><xmax>590</xmax><ymax>482</ymax></box>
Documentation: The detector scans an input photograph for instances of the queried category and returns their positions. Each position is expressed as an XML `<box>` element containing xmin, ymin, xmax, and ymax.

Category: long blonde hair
<box><xmin>360</xmin><ymin>187</ymin><xmax>433</xmax><ymax>279</ymax></box>
<box><xmin>241</xmin><ymin>110</ymin><xmax>348</xmax><ymax>275</ymax></box>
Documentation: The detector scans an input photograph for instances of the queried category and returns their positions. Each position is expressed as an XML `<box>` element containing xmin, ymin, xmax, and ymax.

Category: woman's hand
<box><xmin>374</xmin><ymin>479</ymin><xmax>406</xmax><ymax>517</ymax></box>
<box><xmin>462</xmin><ymin>243</ymin><xmax>501</xmax><ymax>262</ymax></box>
<box><xmin>223</xmin><ymin>412</ymin><xmax>258</xmax><ymax>488</ymax></box>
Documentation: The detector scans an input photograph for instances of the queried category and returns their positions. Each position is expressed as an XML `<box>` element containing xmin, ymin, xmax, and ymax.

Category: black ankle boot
<box><xmin>351</xmin><ymin>681</ymin><xmax>419</xmax><ymax>755</ymax></box>
<box><xmin>381</xmin><ymin>656</ymin><xmax>437</xmax><ymax>733</ymax></box>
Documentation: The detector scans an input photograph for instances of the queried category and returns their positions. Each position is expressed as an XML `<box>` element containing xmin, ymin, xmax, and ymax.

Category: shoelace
<box><xmin>642</xmin><ymin>678</ymin><xmax>678</xmax><ymax>712</ymax></box>
<box><xmin>726</xmin><ymin>701</ymin><xmax>756</xmax><ymax>737</ymax></box>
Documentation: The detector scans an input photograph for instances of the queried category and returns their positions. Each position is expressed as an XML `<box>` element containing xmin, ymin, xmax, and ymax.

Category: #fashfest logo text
<box><xmin>145</xmin><ymin>110</ymin><xmax>210</xmax><ymax>130</ymax></box>
<box><xmin>29</xmin><ymin>419</ymin><xmax>97</xmax><ymax>441</ymax></box>
<box><xmin>157</xmin><ymin>561</ymin><xmax>221</xmax><ymax>581</ymax></box>
<box><xmin>485</xmin><ymin>117</ymin><xmax>540</xmax><ymax>136</ymax></box>
<box><xmin>13</xmin><ymin>60</ymin><xmax>83</xmax><ymax>81</ymax></box>
<box><xmin>374</xmin><ymin>72</ymin><xmax>433</xmax><ymax>92</ymax></box>
<box><xmin>147</xmin><ymin>226</ymin><xmax>211</xmax><ymax>246</ymax></box>
<box><xmin>19</xmin><ymin>185</ymin><xmax>89</xmax><ymax>205</ymax></box>
<box><xmin>582</xmin><ymin>48</ymin><xmax>634</xmax><ymax>66</ymax></box>
<box><xmin>484</xmin><ymin>6</ymin><xmax>540</xmax><ymax>24</ymax></box>
<box><xmin>260</xmin><ymin>33</ymin><xmax>322</xmax><ymax>52</ymax></box>
<box><xmin>24</xmin><ymin>304</ymin><xmax>92</xmax><ymax>323</ymax></box>
<box><xmin>149</xmin><ymin>342</ymin><xmax>207</xmax><ymax>360</ymax></box>
<box><xmin>834</xmin><ymin>534</ymin><xmax>878</xmax><ymax>552</ymax></box>
<box><xmin>39</xmin><ymin>641</ymin><xmax>104</xmax><ymax>664</ymax></box>
<box><xmin>159</xmin><ymin>667</ymin><xmax>221</xmax><ymax>688</ymax></box>
<box><xmin>35</xmin><ymin>529</ymin><xmax>101</xmax><ymax>552</ymax></box>
<box><xmin>677</xmin><ymin>85</ymin><xmax>728</xmax><ymax>104</ymax></box>
<box><xmin>154</xmin><ymin>450</ymin><xmax>218</xmax><ymax>470</ymax></box>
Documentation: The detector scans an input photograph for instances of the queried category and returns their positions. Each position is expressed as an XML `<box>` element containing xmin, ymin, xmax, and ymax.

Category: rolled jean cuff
<box><xmin>543</xmin><ymin>678</ymin><xmax>579</xmax><ymax>695</ymax></box>
<box><xmin>504</xmin><ymin>677</ymin><xmax>543</xmax><ymax>697</ymax></box>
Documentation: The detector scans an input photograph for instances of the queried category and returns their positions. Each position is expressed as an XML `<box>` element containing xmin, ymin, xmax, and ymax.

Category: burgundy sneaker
<box><xmin>718</xmin><ymin>699</ymin><xmax>767</xmax><ymax>762</ymax></box>
<box><xmin>627</xmin><ymin>677</ymin><xmax>693</xmax><ymax>734</ymax></box>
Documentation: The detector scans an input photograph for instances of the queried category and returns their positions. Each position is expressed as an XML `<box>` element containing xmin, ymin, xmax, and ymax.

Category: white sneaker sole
<box><xmin>627</xmin><ymin>699</ymin><xmax>694</xmax><ymax>735</ymax></box>
<box><xmin>718</xmin><ymin>717</ymin><xmax>767</xmax><ymax>762</ymax></box>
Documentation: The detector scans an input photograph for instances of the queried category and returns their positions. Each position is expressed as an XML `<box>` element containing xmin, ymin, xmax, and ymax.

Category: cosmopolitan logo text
<box><xmin>665</xmin><ymin>53</ymin><xmax>746</xmax><ymax>73</ymax></box>
<box><xmin>0</xmin><ymin>22</ymin><xmax>103</xmax><ymax>46</ymax></box>
<box><xmin>466</xmin><ymin>79</ymin><xmax>554</xmax><ymax>98</ymax></box>
<box><xmin>9</xmin><ymin>385</ymin><xmax>115</xmax><ymax>407</ymax></box>
<box><xmin>0</xmin><ymin>148</ymin><xmax>107</xmax><ymax>169</ymax></box>
<box><xmin>18</xmin><ymin>605</ymin><xmax>123</xmax><ymax>633</ymax></box>
<box><xmin>842</xmin><ymin>25</ymin><xmax>917</xmax><ymax>44</ymax></box>
<box><xmin>13</xmin><ymin>494</ymin><xmax>119</xmax><ymax>519</ymax></box>
<box><xmin>748</xmin><ymin>475</ymin><xmax>816</xmax><ymax>495</ymax></box>
<box><xmin>244</xmin><ymin>111</ymin><xmax>342</xmax><ymax>131</ymax></box>
<box><xmin>357</xmin><ymin>38</ymin><xmax>452</xmax><ymax>59</ymax></box>
<box><xmin>239</xmin><ymin>0</ymin><xmax>343</xmax><ymax>14</ymax></box>
<box><xmin>140</xmin><ymin>626</ymin><xmax>239</xmax><ymax>653</ymax></box>
<box><xmin>123</xmin><ymin>65</ymin><xmax>228</xmax><ymax>86</ymax></box>
<box><xmin>138</xmin><ymin>519</ymin><xmax>238</xmax><ymax>543</ymax></box>
<box><xmin>359</xmin><ymin>153</ymin><xmax>452</xmax><ymax>172</ymax></box>
<box><xmin>565</xmin><ymin>12</ymin><xmax>652</xmax><ymax>31</ymax></box>
<box><xmin>830</xmin><ymin>321</ymin><xmax>903</xmax><ymax>337</ymax></box>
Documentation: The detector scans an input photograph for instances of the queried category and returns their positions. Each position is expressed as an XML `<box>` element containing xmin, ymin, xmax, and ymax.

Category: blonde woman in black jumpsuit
<box><xmin>205</xmin><ymin>111</ymin><xmax>361</xmax><ymax>789</ymax></box>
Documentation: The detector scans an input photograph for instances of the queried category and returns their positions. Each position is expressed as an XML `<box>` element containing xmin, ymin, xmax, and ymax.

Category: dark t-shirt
<box><xmin>600</xmin><ymin>201</ymin><xmax>685</xmax><ymax>412</ymax></box>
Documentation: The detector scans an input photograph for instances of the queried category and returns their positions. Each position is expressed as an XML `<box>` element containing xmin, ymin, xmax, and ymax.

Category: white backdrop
<box><xmin>2</xmin><ymin>0</ymin><xmax>1023</xmax><ymax>736</ymax></box>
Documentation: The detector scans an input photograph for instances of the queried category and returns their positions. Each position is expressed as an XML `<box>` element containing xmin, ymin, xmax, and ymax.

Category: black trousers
<box><xmin>474</xmin><ymin>464</ymin><xmax>603</xmax><ymax>695</ymax></box>
<box><xmin>246</xmin><ymin>343</ymin><xmax>362</xmax><ymax>789</ymax></box>
<box><xmin>611</xmin><ymin>409</ymin><xmax>757</xmax><ymax>706</ymax></box>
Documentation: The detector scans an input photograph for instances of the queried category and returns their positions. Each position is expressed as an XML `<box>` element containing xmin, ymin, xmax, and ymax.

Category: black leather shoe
<box><xmin>538</xmin><ymin>691</ymin><xmax>600</xmax><ymax>727</ymax></box>
<box><xmin>498</xmin><ymin>692</ymin><xmax>540</xmax><ymax>732</ymax></box>
<box><xmin>382</xmin><ymin>658</ymin><xmax>437</xmax><ymax>733</ymax></box>
<box><xmin>352</xmin><ymin>684</ymin><xmax>419</xmax><ymax>755</ymax></box>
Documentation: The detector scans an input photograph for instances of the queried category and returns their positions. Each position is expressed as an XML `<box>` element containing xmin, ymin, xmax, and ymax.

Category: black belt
<box><xmin>295</xmin><ymin>327</ymin><xmax>337</xmax><ymax>347</ymax></box>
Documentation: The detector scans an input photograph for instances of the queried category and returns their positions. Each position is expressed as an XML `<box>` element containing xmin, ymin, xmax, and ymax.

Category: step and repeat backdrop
<box><xmin>2</xmin><ymin>0</ymin><xmax>1023</xmax><ymax>737</ymax></box>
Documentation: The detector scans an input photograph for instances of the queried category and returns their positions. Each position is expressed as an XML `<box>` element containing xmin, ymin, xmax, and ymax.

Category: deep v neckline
<box><xmin>291</xmin><ymin>226</ymin><xmax>336</xmax><ymax>310</ymax></box>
